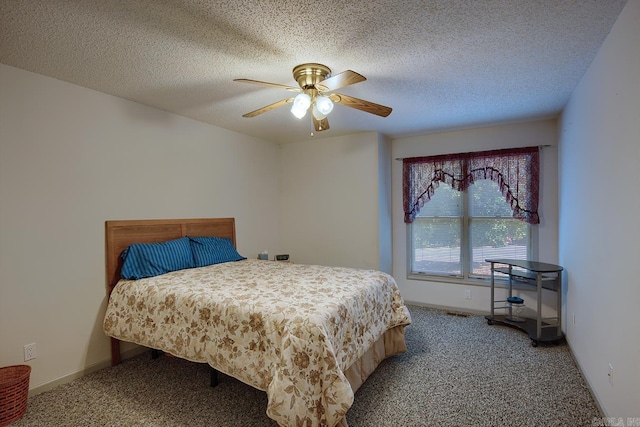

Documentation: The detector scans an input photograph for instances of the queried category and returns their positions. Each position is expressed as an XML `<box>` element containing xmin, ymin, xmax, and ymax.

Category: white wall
<box><xmin>391</xmin><ymin>120</ymin><xmax>559</xmax><ymax>314</ymax></box>
<box><xmin>377</xmin><ymin>134</ymin><xmax>393</xmax><ymax>274</ymax></box>
<box><xmin>558</xmin><ymin>0</ymin><xmax>640</xmax><ymax>419</ymax></box>
<box><xmin>0</xmin><ymin>64</ymin><xmax>282</xmax><ymax>390</ymax></box>
<box><xmin>279</xmin><ymin>132</ymin><xmax>390</xmax><ymax>271</ymax></box>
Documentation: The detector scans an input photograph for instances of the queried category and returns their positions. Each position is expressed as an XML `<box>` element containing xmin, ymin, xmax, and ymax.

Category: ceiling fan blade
<box><xmin>242</xmin><ymin>98</ymin><xmax>294</xmax><ymax>118</ymax></box>
<box><xmin>315</xmin><ymin>70</ymin><xmax>366</xmax><ymax>93</ymax></box>
<box><xmin>234</xmin><ymin>79</ymin><xmax>301</xmax><ymax>92</ymax></box>
<box><xmin>312</xmin><ymin>116</ymin><xmax>330</xmax><ymax>132</ymax></box>
<box><xmin>329</xmin><ymin>93</ymin><xmax>392</xmax><ymax>117</ymax></box>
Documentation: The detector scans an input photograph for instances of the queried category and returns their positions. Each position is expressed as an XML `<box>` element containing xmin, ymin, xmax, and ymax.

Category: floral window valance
<box><xmin>403</xmin><ymin>146</ymin><xmax>540</xmax><ymax>224</ymax></box>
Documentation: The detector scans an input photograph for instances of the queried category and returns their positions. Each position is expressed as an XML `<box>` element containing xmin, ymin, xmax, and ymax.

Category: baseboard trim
<box><xmin>405</xmin><ymin>300</ymin><xmax>489</xmax><ymax>316</ymax></box>
<box><xmin>28</xmin><ymin>346</ymin><xmax>148</xmax><ymax>398</ymax></box>
<box><xmin>565</xmin><ymin>336</ymin><xmax>605</xmax><ymax>417</ymax></box>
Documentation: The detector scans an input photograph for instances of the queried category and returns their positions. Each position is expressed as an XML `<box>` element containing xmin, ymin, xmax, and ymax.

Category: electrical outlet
<box><xmin>464</xmin><ymin>289</ymin><xmax>472</xmax><ymax>300</ymax></box>
<box><xmin>608</xmin><ymin>364</ymin><xmax>614</xmax><ymax>386</ymax></box>
<box><xmin>24</xmin><ymin>343</ymin><xmax>37</xmax><ymax>361</ymax></box>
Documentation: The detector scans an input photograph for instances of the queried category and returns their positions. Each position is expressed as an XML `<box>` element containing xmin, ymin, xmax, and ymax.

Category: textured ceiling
<box><xmin>0</xmin><ymin>0</ymin><xmax>628</xmax><ymax>143</ymax></box>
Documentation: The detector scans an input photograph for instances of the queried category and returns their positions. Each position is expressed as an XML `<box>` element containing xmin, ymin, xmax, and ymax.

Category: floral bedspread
<box><xmin>103</xmin><ymin>259</ymin><xmax>411</xmax><ymax>427</ymax></box>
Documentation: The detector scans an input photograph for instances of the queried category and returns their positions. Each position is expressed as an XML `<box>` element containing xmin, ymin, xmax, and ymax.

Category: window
<box><xmin>403</xmin><ymin>147</ymin><xmax>539</xmax><ymax>281</ymax></box>
<box><xmin>410</xmin><ymin>180</ymin><xmax>531</xmax><ymax>279</ymax></box>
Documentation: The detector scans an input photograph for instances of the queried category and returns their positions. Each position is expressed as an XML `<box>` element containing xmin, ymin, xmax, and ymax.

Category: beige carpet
<box><xmin>12</xmin><ymin>305</ymin><xmax>600</xmax><ymax>426</ymax></box>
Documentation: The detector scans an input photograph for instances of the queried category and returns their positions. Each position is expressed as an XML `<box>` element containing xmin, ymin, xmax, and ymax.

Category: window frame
<box><xmin>407</xmin><ymin>183</ymin><xmax>538</xmax><ymax>285</ymax></box>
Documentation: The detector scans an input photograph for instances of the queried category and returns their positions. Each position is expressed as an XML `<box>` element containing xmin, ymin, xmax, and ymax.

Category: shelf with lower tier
<box><xmin>485</xmin><ymin>259</ymin><xmax>564</xmax><ymax>347</ymax></box>
<box><xmin>485</xmin><ymin>315</ymin><xmax>563</xmax><ymax>346</ymax></box>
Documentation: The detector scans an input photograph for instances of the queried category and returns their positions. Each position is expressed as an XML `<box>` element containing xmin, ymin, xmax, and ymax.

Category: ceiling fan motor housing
<box><xmin>292</xmin><ymin>63</ymin><xmax>331</xmax><ymax>89</ymax></box>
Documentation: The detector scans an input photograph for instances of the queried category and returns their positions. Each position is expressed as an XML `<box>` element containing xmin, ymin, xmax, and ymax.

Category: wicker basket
<box><xmin>0</xmin><ymin>365</ymin><xmax>31</xmax><ymax>426</ymax></box>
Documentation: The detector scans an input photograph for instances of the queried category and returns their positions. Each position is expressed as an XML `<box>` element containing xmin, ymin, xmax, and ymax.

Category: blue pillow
<box><xmin>120</xmin><ymin>237</ymin><xmax>195</xmax><ymax>280</ymax></box>
<box><xmin>188</xmin><ymin>236</ymin><xmax>246</xmax><ymax>267</ymax></box>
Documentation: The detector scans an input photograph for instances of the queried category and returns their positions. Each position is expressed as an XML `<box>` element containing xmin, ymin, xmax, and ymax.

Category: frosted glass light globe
<box><xmin>291</xmin><ymin>93</ymin><xmax>311</xmax><ymax>118</ymax></box>
<box><xmin>315</xmin><ymin>95</ymin><xmax>334</xmax><ymax>115</ymax></box>
<box><xmin>312</xmin><ymin>105</ymin><xmax>326</xmax><ymax>120</ymax></box>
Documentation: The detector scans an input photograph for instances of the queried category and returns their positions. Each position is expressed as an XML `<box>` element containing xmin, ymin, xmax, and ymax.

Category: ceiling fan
<box><xmin>234</xmin><ymin>63</ymin><xmax>392</xmax><ymax>132</ymax></box>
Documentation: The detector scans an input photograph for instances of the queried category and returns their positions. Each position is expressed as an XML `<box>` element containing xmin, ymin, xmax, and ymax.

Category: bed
<box><xmin>103</xmin><ymin>218</ymin><xmax>411</xmax><ymax>427</ymax></box>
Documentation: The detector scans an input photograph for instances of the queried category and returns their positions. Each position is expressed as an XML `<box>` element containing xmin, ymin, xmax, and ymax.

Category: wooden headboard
<box><xmin>105</xmin><ymin>218</ymin><xmax>237</xmax><ymax>294</ymax></box>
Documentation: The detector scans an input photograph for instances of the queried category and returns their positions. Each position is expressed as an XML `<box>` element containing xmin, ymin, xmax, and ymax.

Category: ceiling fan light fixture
<box><xmin>315</xmin><ymin>95</ymin><xmax>334</xmax><ymax>116</ymax></box>
<box><xmin>237</xmin><ymin>63</ymin><xmax>392</xmax><ymax>131</ymax></box>
<box><xmin>291</xmin><ymin>93</ymin><xmax>311</xmax><ymax>119</ymax></box>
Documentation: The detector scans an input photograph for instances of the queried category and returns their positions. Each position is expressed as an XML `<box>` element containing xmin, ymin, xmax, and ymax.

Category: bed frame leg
<box><xmin>111</xmin><ymin>338</ymin><xmax>122</xmax><ymax>366</ymax></box>
<box><xmin>210</xmin><ymin>367</ymin><xmax>219</xmax><ymax>387</ymax></box>
<box><xmin>148</xmin><ymin>349</ymin><xmax>217</xmax><ymax>387</ymax></box>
